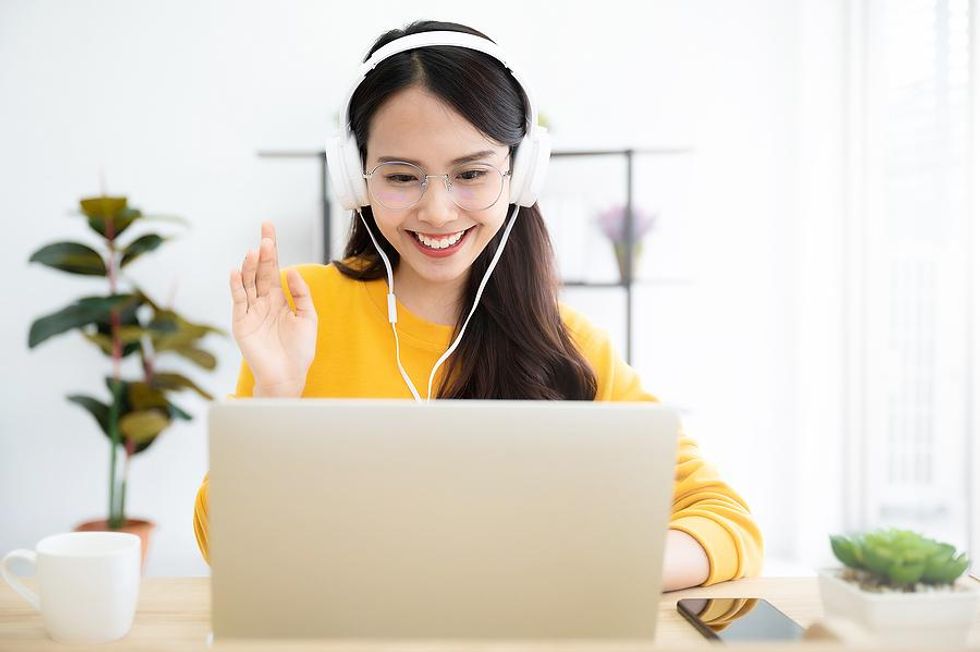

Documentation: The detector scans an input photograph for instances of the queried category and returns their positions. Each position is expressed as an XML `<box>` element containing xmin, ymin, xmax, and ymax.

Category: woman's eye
<box><xmin>457</xmin><ymin>169</ymin><xmax>488</xmax><ymax>182</ymax></box>
<box><xmin>386</xmin><ymin>174</ymin><xmax>418</xmax><ymax>184</ymax></box>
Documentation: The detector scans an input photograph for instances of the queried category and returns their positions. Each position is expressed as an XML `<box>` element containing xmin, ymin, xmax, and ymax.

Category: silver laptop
<box><xmin>208</xmin><ymin>399</ymin><xmax>680</xmax><ymax>640</ymax></box>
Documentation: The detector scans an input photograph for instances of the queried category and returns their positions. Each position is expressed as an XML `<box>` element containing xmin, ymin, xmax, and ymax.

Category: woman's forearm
<box><xmin>661</xmin><ymin>528</ymin><xmax>710</xmax><ymax>592</ymax></box>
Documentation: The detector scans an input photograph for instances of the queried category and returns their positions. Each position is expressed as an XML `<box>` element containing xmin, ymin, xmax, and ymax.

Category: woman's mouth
<box><xmin>407</xmin><ymin>226</ymin><xmax>475</xmax><ymax>258</ymax></box>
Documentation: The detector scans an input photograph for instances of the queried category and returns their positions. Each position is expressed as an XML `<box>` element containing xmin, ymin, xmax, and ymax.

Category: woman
<box><xmin>193</xmin><ymin>19</ymin><xmax>763</xmax><ymax>591</ymax></box>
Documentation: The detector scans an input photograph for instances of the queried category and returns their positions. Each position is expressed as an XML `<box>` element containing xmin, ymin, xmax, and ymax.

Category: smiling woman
<box><xmin>193</xmin><ymin>19</ymin><xmax>764</xmax><ymax>592</ymax></box>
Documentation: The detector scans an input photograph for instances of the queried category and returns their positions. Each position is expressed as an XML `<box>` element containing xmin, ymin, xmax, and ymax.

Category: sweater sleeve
<box><xmin>563</xmin><ymin>304</ymin><xmax>764</xmax><ymax>585</ymax></box>
<box><xmin>194</xmin><ymin>368</ymin><xmax>254</xmax><ymax>565</ymax></box>
<box><xmin>192</xmin><ymin>473</ymin><xmax>210</xmax><ymax>565</ymax></box>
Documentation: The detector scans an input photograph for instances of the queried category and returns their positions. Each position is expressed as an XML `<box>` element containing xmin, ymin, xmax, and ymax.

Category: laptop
<box><xmin>208</xmin><ymin>398</ymin><xmax>680</xmax><ymax>640</ymax></box>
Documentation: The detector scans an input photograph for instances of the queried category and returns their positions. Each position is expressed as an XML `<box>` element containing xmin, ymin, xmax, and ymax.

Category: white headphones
<box><xmin>325</xmin><ymin>30</ymin><xmax>551</xmax><ymax>210</ymax></box>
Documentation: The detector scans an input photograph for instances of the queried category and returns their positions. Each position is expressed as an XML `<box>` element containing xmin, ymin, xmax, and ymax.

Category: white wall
<box><xmin>1</xmin><ymin>0</ymin><xmax>808</xmax><ymax>575</ymax></box>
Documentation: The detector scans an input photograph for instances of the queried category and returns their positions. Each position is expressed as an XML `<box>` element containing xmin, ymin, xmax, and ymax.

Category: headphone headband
<box><xmin>336</xmin><ymin>31</ymin><xmax>538</xmax><ymax>136</ymax></box>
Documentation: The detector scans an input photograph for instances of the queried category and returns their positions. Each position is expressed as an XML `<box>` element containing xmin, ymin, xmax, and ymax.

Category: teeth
<box><xmin>415</xmin><ymin>229</ymin><xmax>465</xmax><ymax>249</ymax></box>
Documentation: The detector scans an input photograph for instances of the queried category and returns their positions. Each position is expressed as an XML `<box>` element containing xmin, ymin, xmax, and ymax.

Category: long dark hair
<box><xmin>334</xmin><ymin>20</ymin><xmax>597</xmax><ymax>400</ymax></box>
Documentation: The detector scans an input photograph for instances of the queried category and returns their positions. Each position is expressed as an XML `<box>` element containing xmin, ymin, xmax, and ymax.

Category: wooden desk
<box><xmin>1</xmin><ymin>577</ymin><xmax>978</xmax><ymax>651</ymax></box>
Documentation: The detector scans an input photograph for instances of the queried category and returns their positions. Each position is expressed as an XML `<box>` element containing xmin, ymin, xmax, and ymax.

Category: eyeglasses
<box><xmin>363</xmin><ymin>160</ymin><xmax>511</xmax><ymax>211</ymax></box>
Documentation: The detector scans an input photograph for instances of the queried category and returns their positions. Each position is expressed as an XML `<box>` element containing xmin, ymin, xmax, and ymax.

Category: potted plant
<box><xmin>819</xmin><ymin>528</ymin><xmax>977</xmax><ymax>646</ymax></box>
<box><xmin>27</xmin><ymin>195</ymin><xmax>225</xmax><ymax>571</ymax></box>
<box><xmin>594</xmin><ymin>203</ymin><xmax>657</xmax><ymax>284</ymax></box>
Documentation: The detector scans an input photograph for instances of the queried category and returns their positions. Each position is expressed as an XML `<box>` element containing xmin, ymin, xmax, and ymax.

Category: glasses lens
<box><xmin>449</xmin><ymin>164</ymin><xmax>504</xmax><ymax>210</ymax></box>
<box><xmin>367</xmin><ymin>162</ymin><xmax>424</xmax><ymax>209</ymax></box>
<box><xmin>366</xmin><ymin>162</ymin><xmax>506</xmax><ymax>211</ymax></box>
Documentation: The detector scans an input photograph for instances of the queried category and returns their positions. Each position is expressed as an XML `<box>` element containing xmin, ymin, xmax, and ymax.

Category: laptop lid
<box><xmin>209</xmin><ymin>399</ymin><xmax>679</xmax><ymax>640</ymax></box>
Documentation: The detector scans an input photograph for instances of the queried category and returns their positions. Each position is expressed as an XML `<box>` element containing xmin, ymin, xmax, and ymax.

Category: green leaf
<box><xmin>863</xmin><ymin>544</ymin><xmax>895</xmax><ymax>577</ymax></box>
<box><xmin>116</xmin><ymin>325</ymin><xmax>147</xmax><ymax>344</ymax></box>
<box><xmin>171</xmin><ymin>346</ymin><xmax>217</xmax><ymax>370</ymax></box>
<box><xmin>149</xmin><ymin>307</ymin><xmax>226</xmax><ymax>352</ymax></box>
<box><xmin>119</xmin><ymin>409</ymin><xmax>170</xmax><ymax>444</ymax></box>
<box><xmin>830</xmin><ymin>535</ymin><xmax>861</xmax><ymax>569</ymax></box>
<box><xmin>28</xmin><ymin>294</ymin><xmax>139</xmax><ymax>349</ymax></box>
<box><xmin>94</xmin><ymin>296</ymin><xmax>146</xmax><ymax>359</ymax></box>
<box><xmin>80</xmin><ymin>325</ymin><xmax>146</xmax><ymax>356</ymax></box>
<box><xmin>80</xmin><ymin>196</ymin><xmax>127</xmax><ymax>218</ymax></box>
<box><xmin>66</xmin><ymin>395</ymin><xmax>111</xmax><ymax>436</ymax></box>
<box><xmin>145</xmin><ymin>315</ymin><xmax>179</xmax><ymax>334</ymax></box>
<box><xmin>168</xmin><ymin>401</ymin><xmax>193</xmax><ymax>421</ymax></box>
<box><xmin>150</xmin><ymin>372</ymin><xmax>214</xmax><ymax>400</ymax></box>
<box><xmin>887</xmin><ymin>561</ymin><xmax>925</xmax><ymax>585</ymax></box>
<box><xmin>79</xmin><ymin>196</ymin><xmax>142</xmax><ymax>239</ymax></box>
<box><xmin>923</xmin><ymin>552</ymin><xmax>971</xmax><ymax>583</ymax></box>
<box><xmin>120</xmin><ymin>234</ymin><xmax>166</xmax><ymax>268</ymax></box>
<box><xmin>80</xmin><ymin>331</ymin><xmax>114</xmax><ymax>356</ymax></box>
<box><xmin>126</xmin><ymin>382</ymin><xmax>169</xmax><ymax>411</ymax></box>
<box><xmin>104</xmin><ymin>377</ymin><xmax>132</xmax><ymax>403</ymax></box>
<box><xmin>29</xmin><ymin>241</ymin><xmax>107</xmax><ymax>276</ymax></box>
<box><xmin>133</xmin><ymin>286</ymin><xmax>162</xmax><ymax>313</ymax></box>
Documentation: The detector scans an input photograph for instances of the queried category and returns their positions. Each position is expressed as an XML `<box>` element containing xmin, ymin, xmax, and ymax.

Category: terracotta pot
<box><xmin>74</xmin><ymin>518</ymin><xmax>155</xmax><ymax>574</ymax></box>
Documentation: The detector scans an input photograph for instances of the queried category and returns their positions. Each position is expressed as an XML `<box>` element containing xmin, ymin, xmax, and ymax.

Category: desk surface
<box><xmin>1</xmin><ymin>576</ymin><xmax>978</xmax><ymax>651</ymax></box>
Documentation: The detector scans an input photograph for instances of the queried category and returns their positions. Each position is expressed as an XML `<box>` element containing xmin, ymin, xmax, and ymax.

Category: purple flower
<box><xmin>595</xmin><ymin>204</ymin><xmax>657</xmax><ymax>244</ymax></box>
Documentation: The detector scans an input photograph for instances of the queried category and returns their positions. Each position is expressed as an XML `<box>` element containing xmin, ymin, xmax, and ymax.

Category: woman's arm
<box><xmin>661</xmin><ymin>528</ymin><xmax>710</xmax><ymax>592</ymax></box>
<box><xmin>668</xmin><ymin>434</ymin><xmax>764</xmax><ymax>585</ymax></box>
<box><xmin>559</xmin><ymin>304</ymin><xmax>765</xmax><ymax>586</ymax></box>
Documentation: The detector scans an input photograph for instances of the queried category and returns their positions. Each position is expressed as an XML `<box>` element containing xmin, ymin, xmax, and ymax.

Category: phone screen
<box><xmin>676</xmin><ymin>597</ymin><xmax>804</xmax><ymax>642</ymax></box>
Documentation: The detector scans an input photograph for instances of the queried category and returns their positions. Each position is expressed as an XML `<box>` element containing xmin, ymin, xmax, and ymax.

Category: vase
<box><xmin>612</xmin><ymin>241</ymin><xmax>643</xmax><ymax>284</ymax></box>
<box><xmin>74</xmin><ymin>518</ymin><xmax>155</xmax><ymax>574</ymax></box>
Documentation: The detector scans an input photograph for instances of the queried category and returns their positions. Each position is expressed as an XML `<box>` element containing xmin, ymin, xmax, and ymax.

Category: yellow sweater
<box><xmin>193</xmin><ymin>262</ymin><xmax>763</xmax><ymax>584</ymax></box>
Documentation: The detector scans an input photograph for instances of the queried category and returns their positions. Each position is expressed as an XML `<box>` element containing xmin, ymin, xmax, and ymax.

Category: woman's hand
<box><xmin>229</xmin><ymin>222</ymin><xmax>318</xmax><ymax>397</ymax></box>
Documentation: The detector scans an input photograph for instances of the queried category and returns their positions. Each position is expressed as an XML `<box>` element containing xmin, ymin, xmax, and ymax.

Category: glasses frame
<box><xmin>362</xmin><ymin>160</ymin><xmax>512</xmax><ymax>211</ymax></box>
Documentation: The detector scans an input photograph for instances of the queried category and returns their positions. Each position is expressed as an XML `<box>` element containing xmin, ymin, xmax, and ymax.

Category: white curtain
<box><xmin>845</xmin><ymin>0</ymin><xmax>975</xmax><ymax>550</ymax></box>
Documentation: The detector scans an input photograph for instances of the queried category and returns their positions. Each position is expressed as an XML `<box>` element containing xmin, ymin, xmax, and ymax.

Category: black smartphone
<box><xmin>676</xmin><ymin>597</ymin><xmax>804</xmax><ymax>642</ymax></box>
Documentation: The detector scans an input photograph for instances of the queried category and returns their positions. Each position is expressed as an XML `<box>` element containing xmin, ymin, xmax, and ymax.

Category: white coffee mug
<box><xmin>1</xmin><ymin>532</ymin><xmax>141</xmax><ymax>644</ymax></box>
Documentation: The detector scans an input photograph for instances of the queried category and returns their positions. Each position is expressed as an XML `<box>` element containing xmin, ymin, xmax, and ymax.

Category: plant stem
<box><xmin>106</xmin><ymin>208</ymin><xmax>124</xmax><ymax>529</ymax></box>
<box><xmin>119</xmin><ymin>446</ymin><xmax>132</xmax><ymax>526</ymax></box>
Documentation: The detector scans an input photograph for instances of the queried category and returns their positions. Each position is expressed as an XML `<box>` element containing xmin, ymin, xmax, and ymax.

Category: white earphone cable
<box><xmin>356</xmin><ymin>209</ymin><xmax>422</xmax><ymax>402</ymax></box>
<box><xmin>356</xmin><ymin>204</ymin><xmax>521</xmax><ymax>403</ymax></box>
<box><xmin>424</xmin><ymin>203</ymin><xmax>520</xmax><ymax>402</ymax></box>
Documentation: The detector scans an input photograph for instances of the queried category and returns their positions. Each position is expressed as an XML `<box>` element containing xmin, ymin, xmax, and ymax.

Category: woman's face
<box><xmin>364</xmin><ymin>85</ymin><xmax>512</xmax><ymax>289</ymax></box>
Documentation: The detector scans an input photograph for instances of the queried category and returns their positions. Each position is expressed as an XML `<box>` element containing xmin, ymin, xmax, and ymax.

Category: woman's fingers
<box><xmin>255</xmin><ymin>222</ymin><xmax>280</xmax><ymax>297</ymax></box>
<box><xmin>230</xmin><ymin>268</ymin><xmax>248</xmax><ymax>322</ymax></box>
<box><xmin>242</xmin><ymin>248</ymin><xmax>259</xmax><ymax>306</ymax></box>
<box><xmin>286</xmin><ymin>268</ymin><xmax>316</xmax><ymax>320</ymax></box>
<box><xmin>261</xmin><ymin>221</ymin><xmax>277</xmax><ymax>246</ymax></box>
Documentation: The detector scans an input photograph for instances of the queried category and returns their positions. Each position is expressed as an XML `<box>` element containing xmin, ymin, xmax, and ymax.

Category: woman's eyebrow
<box><xmin>376</xmin><ymin>150</ymin><xmax>497</xmax><ymax>166</ymax></box>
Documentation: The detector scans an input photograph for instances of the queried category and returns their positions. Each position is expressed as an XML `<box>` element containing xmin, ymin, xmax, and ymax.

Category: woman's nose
<box><xmin>416</xmin><ymin>176</ymin><xmax>458</xmax><ymax>226</ymax></box>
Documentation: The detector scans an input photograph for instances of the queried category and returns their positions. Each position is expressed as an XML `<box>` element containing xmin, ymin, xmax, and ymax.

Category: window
<box><xmin>846</xmin><ymin>0</ymin><xmax>974</xmax><ymax>550</ymax></box>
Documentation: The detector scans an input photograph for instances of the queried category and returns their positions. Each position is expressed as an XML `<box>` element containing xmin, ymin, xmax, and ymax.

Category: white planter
<box><xmin>818</xmin><ymin>568</ymin><xmax>980</xmax><ymax>646</ymax></box>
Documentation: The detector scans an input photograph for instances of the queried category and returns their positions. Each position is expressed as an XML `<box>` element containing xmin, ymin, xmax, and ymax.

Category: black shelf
<box><xmin>257</xmin><ymin>146</ymin><xmax>694</xmax><ymax>364</ymax></box>
<box><xmin>550</xmin><ymin>148</ymin><xmax>692</xmax><ymax>363</ymax></box>
<box><xmin>563</xmin><ymin>279</ymin><xmax>693</xmax><ymax>288</ymax></box>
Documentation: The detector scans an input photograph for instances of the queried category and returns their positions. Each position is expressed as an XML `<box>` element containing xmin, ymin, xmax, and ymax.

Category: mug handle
<box><xmin>1</xmin><ymin>550</ymin><xmax>40</xmax><ymax>611</ymax></box>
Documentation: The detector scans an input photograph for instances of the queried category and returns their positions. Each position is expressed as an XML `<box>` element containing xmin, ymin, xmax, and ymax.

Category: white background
<box><xmin>0</xmin><ymin>0</ymin><xmax>923</xmax><ymax>577</ymax></box>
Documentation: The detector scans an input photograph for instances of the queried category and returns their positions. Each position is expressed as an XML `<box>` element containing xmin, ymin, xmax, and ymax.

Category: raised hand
<box><xmin>229</xmin><ymin>222</ymin><xmax>318</xmax><ymax>397</ymax></box>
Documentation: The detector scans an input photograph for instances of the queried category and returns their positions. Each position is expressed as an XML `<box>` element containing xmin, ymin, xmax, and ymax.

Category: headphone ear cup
<box><xmin>343</xmin><ymin>136</ymin><xmax>370</xmax><ymax>208</ymax></box>
<box><xmin>507</xmin><ymin>126</ymin><xmax>551</xmax><ymax>207</ymax></box>
<box><xmin>326</xmin><ymin>133</ymin><xmax>370</xmax><ymax>210</ymax></box>
<box><xmin>326</xmin><ymin>134</ymin><xmax>355</xmax><ymax>211</ymax></box>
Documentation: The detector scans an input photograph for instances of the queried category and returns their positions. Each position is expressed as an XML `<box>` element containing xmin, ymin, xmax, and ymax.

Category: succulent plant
<box><xmin>830</xmin><ymin>528</ymin><xmax>971</xmax><ymax>590</ymax></box>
